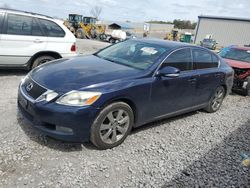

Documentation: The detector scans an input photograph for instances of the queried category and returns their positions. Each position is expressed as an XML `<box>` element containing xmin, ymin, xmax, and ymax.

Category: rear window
<box><xmin>192</xmin><ymin>49</ymin><xmax>218</xmax><ymax>69</ymax></box>
<box><xmin>38</xmin><ymin>18</ymin><xmax>65</xmax><ymax>37</ymax></box>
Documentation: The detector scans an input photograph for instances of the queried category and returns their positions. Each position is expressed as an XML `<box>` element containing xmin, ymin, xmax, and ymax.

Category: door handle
<box><xmin>33</xmin><ymin>39</ymin><xmax>43</xmax><ymax>43</ymax></box>
<box><xmin>215</xmin><ymin>73</ymin><xmax>221</xmax><ymax>78</ymax></box>
<box><xmin>188</xmin><ymin>78</ymin><xmax>197</xmax><ymax>84</ymax></box>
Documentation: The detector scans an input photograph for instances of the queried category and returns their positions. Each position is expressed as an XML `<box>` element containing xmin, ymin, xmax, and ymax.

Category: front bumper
<box><xmin>17</xmin><ymin>89</ymin><xmax>100</xmax><ymax>142</ymax></box>
<box><xmin>232</xmin><ymin>77</ymin><xmax>248</xmax><ymax>92</ymax></box>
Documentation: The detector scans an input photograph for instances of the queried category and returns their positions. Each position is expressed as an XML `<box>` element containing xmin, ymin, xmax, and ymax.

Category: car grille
<box><xmin>20</xmin><ymin>76</ymin><xmax>47</xmax><ymax>100</ymax></box>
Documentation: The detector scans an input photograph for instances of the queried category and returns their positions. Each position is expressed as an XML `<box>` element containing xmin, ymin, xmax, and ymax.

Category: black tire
<box><xmin>242</xmin><ymin>76</ymin><xmax>250</xmax><ymax>96</ymax></box>
<box><xmin>204</xmin><ymin>86</ymin><xmax>225</xmax><ymax>113</ymax></box>
<box><xmin>76</xmin><ymin>29</ymin><xmax>86</xmax><ymax>39</ymax></box>
<box><xmin>90</xmin><ymin>102</ymin><xmax>134</xmax><ymax>149</ymax></box>
<box><xmin>109</xmin><ymin>38</ymin><xmax>116</xmax><ymax>44</ymax></box>
<box><xmin>31</xmin><ymin>55</ymin><xmax>55</xmax><ymax>69</ymax></box>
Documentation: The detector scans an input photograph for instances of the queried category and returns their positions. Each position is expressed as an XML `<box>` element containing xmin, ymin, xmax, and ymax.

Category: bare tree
<box><xmin>90</xmin><ymin>6</ymin><xmax>102</xmax><ymax>20</ymax></box>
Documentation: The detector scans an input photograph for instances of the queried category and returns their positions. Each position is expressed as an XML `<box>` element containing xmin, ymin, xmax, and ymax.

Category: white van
<box><xmin>0</xmin><ymin>8</ymin><xmax>77</xmax><ymax>69</ymax></box>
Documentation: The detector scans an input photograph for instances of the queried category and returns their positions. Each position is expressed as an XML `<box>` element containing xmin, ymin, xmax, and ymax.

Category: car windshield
<box><xmin>95</xmin><ymin>40</ymin><xmax>169</xmax><ymax>70</ymax></box>
<box><xmin>69</xmin><ymin>15</ymin><xmax>82</xmax><ymax>22</ymax></box>
<box><xmin>219</xmin><ymin>48</ymin><xmax>250</xmax><ymax>63</ymax></box>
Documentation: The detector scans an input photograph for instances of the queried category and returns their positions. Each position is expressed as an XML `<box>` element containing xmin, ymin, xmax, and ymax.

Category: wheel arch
<box><xmin>28</xmin><ymin>51</ymin><xmax>62</xmax><ymax>69</ymax></box>
<box><xmin>221</xmin><ymin>84</ymin><xmax>228</xmax><ymax>97</ymax></box>
<box><xmin>100</xmin><ymin>97</ymin><xmax>138</xmax><ymax>126</ymax></box>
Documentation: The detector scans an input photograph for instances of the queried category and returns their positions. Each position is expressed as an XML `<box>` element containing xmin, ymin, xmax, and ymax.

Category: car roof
<box><xmin>135</xmin><ymin>38</ymin><xmax>195</xmax><ymax>49</ymax></box>
<box><xmin>0</xmin><ymin>8</ymin><xmax>53</xmax><ymax>20</ymax></box>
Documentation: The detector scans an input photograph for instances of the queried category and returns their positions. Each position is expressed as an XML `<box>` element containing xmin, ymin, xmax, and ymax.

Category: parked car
<box><xmin>18</xmin><ymin>39</ymin><xmax>234</xmax><ymax>149</ymax></box>
<box><xmin>0</xmin><ymin>8</ymin><xmax>77</xmax><ymax>69</ymax></box>
<box><xmin>200</xmin><ymin>38</ymin><xmax>217</xmax><ymax>50</ymax></box>
<box><xmin>218</xmin><ymin>46</ymin><xmax>250</xmax><ymax>95</ymax></box>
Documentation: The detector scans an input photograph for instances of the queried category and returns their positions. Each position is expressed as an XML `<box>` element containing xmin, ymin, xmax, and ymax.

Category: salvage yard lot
<box><xmin>0</xmin><ymin>39</ymin><xmax>249</xmax><ymax>187</ymax></box>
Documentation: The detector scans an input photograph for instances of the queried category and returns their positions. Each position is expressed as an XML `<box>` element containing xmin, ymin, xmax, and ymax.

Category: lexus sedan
<box><xmin>18</xmin><ymin>39</ymin><xmax>234</xmax><ymax>149</ymax></box>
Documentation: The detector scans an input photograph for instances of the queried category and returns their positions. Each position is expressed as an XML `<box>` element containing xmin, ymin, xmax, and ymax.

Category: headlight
<box><xmin>20</xmin><ymin>75</ymin><xmax>29</xmax><ymax>85</ymax></box>
<box><xmin>56</xmin><ymin>91</ymin><xmax>102</xmax><ymax>106</ymax></box>
<box><xmin>36</xmin><ymin>91</ymin><xmax>58</xmax><ymax>102</ymax></box>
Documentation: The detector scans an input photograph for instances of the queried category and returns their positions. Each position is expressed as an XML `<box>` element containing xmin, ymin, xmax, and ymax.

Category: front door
<box><xmin>0</xmin><ymin>13</ymin><xmax>47</xmax><ymax>66</ymax></box>
<box><xmin>150</xmin><ymin>48</ymin><xmax>199</xmax><ymax>118</ymax></box>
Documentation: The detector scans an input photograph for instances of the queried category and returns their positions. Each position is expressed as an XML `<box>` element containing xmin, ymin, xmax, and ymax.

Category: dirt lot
<box><xmin>0</xmin><ymin>39</ymin><xmax>249</xmax><ymax>188</ymax></box>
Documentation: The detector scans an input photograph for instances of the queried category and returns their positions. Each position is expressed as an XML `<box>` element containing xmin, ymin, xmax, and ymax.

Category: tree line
<box><xmin>147</xmin><ymin>19</ymin><xmax>197</xmax><ymax>29</ymax></box>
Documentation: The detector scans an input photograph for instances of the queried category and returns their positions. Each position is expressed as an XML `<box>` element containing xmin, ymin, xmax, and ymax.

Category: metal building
<box><xmin>194</xmin><ymin>15</ymin><xmax>250</xmax><ymax>47</ymax></box>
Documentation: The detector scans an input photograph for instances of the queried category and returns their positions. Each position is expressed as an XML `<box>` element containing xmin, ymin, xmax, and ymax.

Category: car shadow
<box><xmin>131</xmin><ymin>111</ymin><xmax>198</xmax><ymax>135</ymax></box>
<box><xmin>162</xmin><ymin>120</ymin><xmax>250</xmax><ymax>187</ymax></box>
<box><xmin>0</xmin><ymin>69</ymin><xmax>29</xmax><ymax>76</ymax></box>
<box><xmin>16</xmin><ymin>109</ymin><xmax>199</xmax><ymax>152</ymax></box>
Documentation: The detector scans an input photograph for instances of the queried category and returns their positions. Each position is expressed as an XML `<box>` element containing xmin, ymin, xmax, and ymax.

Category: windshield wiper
<box><xmin>94</xmin><ymin>54</ymin><xmax>119</xmax><ymax>63</ymax></box>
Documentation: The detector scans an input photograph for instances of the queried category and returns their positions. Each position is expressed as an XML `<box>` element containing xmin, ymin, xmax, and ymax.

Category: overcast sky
<box><xmin>0</xmin><ymin>0</ymin><xmax>249</xmax><ymax>22</ymax></box>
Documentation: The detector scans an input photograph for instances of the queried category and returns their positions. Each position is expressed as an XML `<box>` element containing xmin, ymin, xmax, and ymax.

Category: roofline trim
<box><xmin>0</xmin><ymin>8</ymin><xmax>53</xmax><ymax>19</ymax></box>
<box><xmin>198</xmin><ymin>15</ymin><xmax>250</xmax><ymax>22</ymax></box>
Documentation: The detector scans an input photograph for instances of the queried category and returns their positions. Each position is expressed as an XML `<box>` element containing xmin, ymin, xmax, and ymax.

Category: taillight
<box><xmin>71</xmin><ymin>43</ymin><xmax>76</xmax><ymax>52</ymax></box>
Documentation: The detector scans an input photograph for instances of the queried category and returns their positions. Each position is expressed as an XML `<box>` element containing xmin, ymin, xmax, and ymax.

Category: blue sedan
<box><xmin>18</xmin><ymin>39</ymin><xmax>234</xmax><ymax>149</ymax></box>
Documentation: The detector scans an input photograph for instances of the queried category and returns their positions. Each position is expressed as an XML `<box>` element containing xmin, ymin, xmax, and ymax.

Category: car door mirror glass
<box><xmin>156</xmin><ymin>66</ymin><xmax>180</xmax><ymax>77</ymax></box>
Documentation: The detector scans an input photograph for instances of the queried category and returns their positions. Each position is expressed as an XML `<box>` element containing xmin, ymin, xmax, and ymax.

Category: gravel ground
<box><xmin>0</xmin><ymin>39</ymin><xmax>249</xmax><ymax>188</ymax></box>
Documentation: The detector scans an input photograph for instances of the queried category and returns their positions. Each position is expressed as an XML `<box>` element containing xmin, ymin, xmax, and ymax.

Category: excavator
<box><xmin>64</xmin><ymin>14</ymin><xmax>105</xmax><ymax>39</ymax></box>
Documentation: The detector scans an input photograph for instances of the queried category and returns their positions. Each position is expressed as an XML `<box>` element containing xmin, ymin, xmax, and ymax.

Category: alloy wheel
<box><xmin>99</xmin><ymin>109</ymin><xmax>130</xmax><ymax>144</ymax></box>
<box><xmin>211</xmin><ymin>88</ymin><xmax>224</xmax><ymax>111</ymax></box>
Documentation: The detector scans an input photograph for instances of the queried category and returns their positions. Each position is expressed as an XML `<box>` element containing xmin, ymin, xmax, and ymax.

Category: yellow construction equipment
<box><xmin>64</xmin><ymin>14</ymin><xmax>105</xmax><ymax>39</ymax></box>
<box><xmin>164</xmin><ymin>29</ymin><xmax>179</xmax><ymax>41</ymax></box>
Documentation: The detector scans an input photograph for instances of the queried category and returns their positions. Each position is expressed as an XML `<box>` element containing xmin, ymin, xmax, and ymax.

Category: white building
<box><xmin>194</xmin><ymin>15</ymin><xmax>250</xmax><ymax>47</ymax></box>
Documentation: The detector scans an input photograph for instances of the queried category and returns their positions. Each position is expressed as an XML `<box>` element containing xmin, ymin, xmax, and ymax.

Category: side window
<box><xmin>163</xmin><ymin>48</ymin><xmax>192</xmax><ymax>71</ymax></box>
<box><xmin>6</xmin><ymin>14</ymin><xmax>32</xmax><ymax>35</ymax></box>
<box><xmin>0</xmin><ymin>13</ymin><xmax>4</xmax><ymax>33</ymax></box>
<box><xmin>192</xmin><ymin>49</ymin><xmax>218</xmax><ymax>69</ymax></box>
<box><xmin>38</xmin><ymin>19</ymin><xmax>65</xmax><ymax>37</ymax></box>
<box><xmin>32</xmin><ymin>19</ymin><xmax>44</xmax><ymax>36</ymax></box>
<box><xmin>212</xmin><ymin>54</ymin><xmax>219</xmax><ymax>67</ymax></box>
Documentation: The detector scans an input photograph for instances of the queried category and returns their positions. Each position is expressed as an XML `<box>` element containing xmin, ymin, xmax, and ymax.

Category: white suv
<box><xmin>0</xmin><ymin>8</ymin><xmax>77</xmax><ymax>69</ymax></box>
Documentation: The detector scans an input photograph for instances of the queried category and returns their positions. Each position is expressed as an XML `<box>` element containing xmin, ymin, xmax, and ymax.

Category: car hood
<box><xmin>30</xmin><ymin>55</ymin><xmax>142</xmax><ymax>92</ymax></box>
<box><xmin>223</xmin><ymin>58</ymin><xmax>250</xmax><ymax>69</ymax></box>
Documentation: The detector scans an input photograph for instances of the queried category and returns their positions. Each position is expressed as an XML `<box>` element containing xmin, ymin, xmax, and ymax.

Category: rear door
<box><xmin>0</xmin><ymin>13</ymin><xmax>47</xmax><ymax>66</ymax></box>
<box><xmin>37</xmin><ymin>18</ymin><xmax>73</xmax><ymax>56</ymax></box>
<box><xmin>191</xmin><ymin>48</ymin><xmax>222</xmax><ymax>104</ymax></box>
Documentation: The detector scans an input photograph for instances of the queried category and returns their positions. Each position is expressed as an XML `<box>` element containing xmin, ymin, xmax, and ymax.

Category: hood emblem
<box><xmin>26</xmin><ymin>83</ymin><xmax>33</xmax><ymax>91</ymax></box>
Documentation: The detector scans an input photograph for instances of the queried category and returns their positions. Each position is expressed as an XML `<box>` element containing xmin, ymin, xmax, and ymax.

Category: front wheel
<box><xmin>204</xmin><ymin>86</ymin><xmax>225</xmax><ymax>113</ymax></box>
<box><xmin>90</xmin><ymin>102</ymin><xmax>134</xmax><ymax>149</ymax></box>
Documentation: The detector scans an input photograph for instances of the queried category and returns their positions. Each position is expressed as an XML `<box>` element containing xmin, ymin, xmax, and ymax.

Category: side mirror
<box><xmin>155</xmin><ymin>66</ymin><xmax>180</xmax><ymax>78</ymax></box>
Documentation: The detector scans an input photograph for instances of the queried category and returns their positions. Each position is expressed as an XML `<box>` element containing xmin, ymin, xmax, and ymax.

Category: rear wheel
<box><xmin>90</xmin><ymin>102</ymin><xmax>134</xmax><ymax>149</ymax></box>
<box><xmin>31</xmin><ymin>55</ymin><xmax>55</xmax><ymax>69</ymax></box>
<box><xmin>204</xmin><ymin>86</ymin><xmax>225</xmax><ymax>113</ymax></box>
